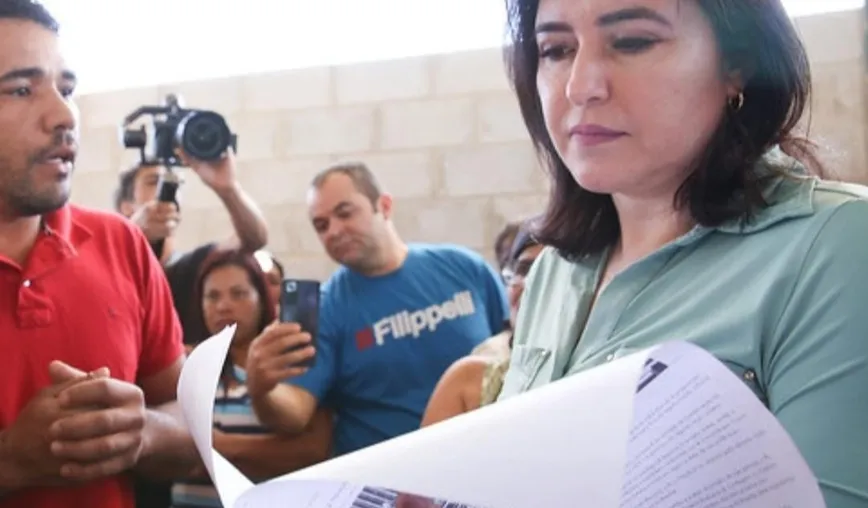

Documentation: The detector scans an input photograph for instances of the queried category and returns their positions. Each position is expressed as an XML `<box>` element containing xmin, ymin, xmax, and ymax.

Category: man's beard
<box><xmin>0</xmin><ymin>160</ymin><xmax>72</xmax><ymax>218</ymax></box>
<box><xmin>0</xmin><ymin>132</ymin><xmax>77</xmax><ymax>218</ymax></box>
<box><xmin>9</xmin><ymin>182</ymin><xmax>71</xmax><ymax>216</ymax></box>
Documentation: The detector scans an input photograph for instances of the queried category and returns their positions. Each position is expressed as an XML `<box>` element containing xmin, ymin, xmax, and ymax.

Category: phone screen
<box><xmin>279</xmin><ymin>279</ymin><xmax>320</xmax><ymax>367</ymax></box>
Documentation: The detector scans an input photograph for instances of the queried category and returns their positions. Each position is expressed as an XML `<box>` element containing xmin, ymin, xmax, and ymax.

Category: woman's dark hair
<box><xmin>505</xmin><ymin>216</ymin><xmax>543</xmax><ymax>349</ymax></box>
<box><xmin>504</xmin><ymin>0</ymin><xmax>819</xmax><ymax>259</ymax></box>
<box><xmin>507</xmin><ymin>215</ymin><xmax>543</xmax><ymax>267</ymax></box>
<box><xmin>494</xmin><ymin>222</ymin><xmax>521</xmax><ymax>271</ymax></box>
<box><xmin>194</xmin><ymin>249</ymin><xmax>276</xmax><ymax>383</ymax></box>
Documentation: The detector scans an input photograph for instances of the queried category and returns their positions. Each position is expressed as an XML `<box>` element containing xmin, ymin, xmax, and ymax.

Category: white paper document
<box><xmin>177</xmin><ymin>329</ymin><xmax>826</xmax><ymax>508</ymax></box>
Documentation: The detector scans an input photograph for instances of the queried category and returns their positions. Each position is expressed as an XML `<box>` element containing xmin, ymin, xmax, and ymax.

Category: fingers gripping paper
<box><xmin>178</xmin><ymin>328</ymin><xmax>826</xmax><ymax>508</ymax></box>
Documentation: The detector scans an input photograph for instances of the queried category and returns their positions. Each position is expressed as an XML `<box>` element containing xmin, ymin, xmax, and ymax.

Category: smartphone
<box><xmin>279</xmin><ymin>278</ymin><xmax>320</xmax><ymax>367</ymax></box>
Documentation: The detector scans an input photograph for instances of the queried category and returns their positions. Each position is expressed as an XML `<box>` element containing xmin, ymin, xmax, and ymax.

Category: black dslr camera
<box><xmin>121</xmin><ymin>93</ymin><xmax>238</xmax><ymax>167</ymax></box>
<box><xmin>120</xmin><ymin>94</ymin><xmax>238</xmax><ymax>203</ymax></box>
<box><xmin>119</xmin><ymin>94</ymin><xmax>239</xmax><ymax>256</ymax></box>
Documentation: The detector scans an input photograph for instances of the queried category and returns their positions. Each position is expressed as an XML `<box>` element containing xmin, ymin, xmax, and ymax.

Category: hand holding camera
<box><xmin>120</xmin><ymin>93</ymin><xmax>240</xmax><ymax>203</ymax></box>
<box><xmin>119</xmin><ymin>94</ymin><xmax>241</xmax><ymax>258</ymax></box>
<box><xmin>246</xmin><ymin>322</ymin><xmax>316</xmax><ymax>399</ymax></box>
<box><xmin>130</xmin><ymin>200</ymin><xmax>180</xmax><ymax>243</ymax></box>
<box><xmin>175</xmin><ymin>145</ymin><xmax>239</xmax><ymax>195</ymax></box>
<box><xmin>121</xmin><ymin>93</ymin><xmax>237</xmax><ymax>169</ymax></box>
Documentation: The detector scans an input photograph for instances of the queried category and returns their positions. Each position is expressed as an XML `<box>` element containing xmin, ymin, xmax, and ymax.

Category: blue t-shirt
<box><xmin>289</xmin><ymin>244</ymin><xmax>509</xmax><ymax>456</ymax></box>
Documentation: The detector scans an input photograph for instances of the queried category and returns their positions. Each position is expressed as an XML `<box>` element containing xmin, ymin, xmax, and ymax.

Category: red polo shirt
<box><xmin>0</xmin><ymin>204</ymin><xmax>184</xmax><ymax>508</ymax></box>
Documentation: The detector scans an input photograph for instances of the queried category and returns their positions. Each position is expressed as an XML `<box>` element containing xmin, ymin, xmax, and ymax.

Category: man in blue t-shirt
<box><xmin>245</xmin><ymin>161</ymin><xmax>509</xmax><ymax>456</ymax></box>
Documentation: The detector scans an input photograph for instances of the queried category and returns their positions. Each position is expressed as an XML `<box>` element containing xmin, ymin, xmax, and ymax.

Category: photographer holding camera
<box><xmin>114</xmin><ymin>96</ymin><xmax>268</xmax><ymax>346</ymax></box>
<box><xmin>113</xmin><ymin>98</ymin><xmax>268</xmax><ymax>508</ymax></box>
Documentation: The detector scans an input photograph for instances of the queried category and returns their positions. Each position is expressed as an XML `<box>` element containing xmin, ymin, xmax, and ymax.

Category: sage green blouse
<box><xmin>498</xmin><ymin>153</ymin><xmax>868</xmax><ymax>507</ymax></box>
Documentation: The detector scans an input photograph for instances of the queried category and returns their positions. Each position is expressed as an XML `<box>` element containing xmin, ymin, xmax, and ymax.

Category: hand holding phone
<box><xmin>246</xmin><ymin>322</ymin><xmax>315</xmax><ymax>397</ymax></box>
<box><xmin>279</xmin><ymin>278</ymin><xmax>320</xmax><ymax>367</ymax></box>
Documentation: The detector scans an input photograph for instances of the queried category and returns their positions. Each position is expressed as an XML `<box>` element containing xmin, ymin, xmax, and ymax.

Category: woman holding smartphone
<box><xmin>171</xmin><ymin>249</ymin><xmax>331</xmax><ymax>508</ymax></box>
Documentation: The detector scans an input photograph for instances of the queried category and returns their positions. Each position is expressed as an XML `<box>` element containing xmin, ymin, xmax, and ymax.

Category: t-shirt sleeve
<box><xmin>284</xmin><ymin>285</ymin><xmax>338</xmax><ymax>403</ymax></box>
<box><xmin>766</xmin><ymin>200</ymin><xmax>868</xmax><ymax>507</ymax></box>
<box><xmin>476</xmin><ymin>255</ymin><xmax>510</xmax><ymax>334</ymax></box>
<box><xmin>132</xmin><ymin>226</ymin><xmax>185</xmax><ymax>381</ymax></box>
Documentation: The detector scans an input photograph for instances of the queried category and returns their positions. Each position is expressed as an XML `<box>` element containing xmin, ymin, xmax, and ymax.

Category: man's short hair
<box><xmin>114</xmin><ymin>164</ymin><xmax>142</xmax><ymax>211</ymax></box>
<box><xmin>0</xmin><ymin>0</ymin><xmax>59</xmax><ymax>31</ymax></box>
<box><xmin>310</xmin><ymin>161</ymin><xmax>382</xmax><ymax>206</ymax></box>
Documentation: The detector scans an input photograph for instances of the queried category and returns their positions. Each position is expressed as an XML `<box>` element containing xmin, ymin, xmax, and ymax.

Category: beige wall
<box><xmin>69</xmin><ymin>9</ymin><xmax>866</xmax><ymax>281</ymax></box>
<box><xmin>795</xmin><ymin>10</ymin><xmax>867</xmax><ymax>183</ymax></box>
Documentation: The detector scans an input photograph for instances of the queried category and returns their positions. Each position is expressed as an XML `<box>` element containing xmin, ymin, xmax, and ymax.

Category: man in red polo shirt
<box><xmin>0</xmin><ymin>2</ymin><xmax>200</xmax><ymax>507</ymax></box>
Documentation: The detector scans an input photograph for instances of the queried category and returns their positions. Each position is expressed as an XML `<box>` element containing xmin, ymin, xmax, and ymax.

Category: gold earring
<box><xmin>730</xmin><ymin>92</ymin><xmax>745</xmax><ymax>112</ymax></box>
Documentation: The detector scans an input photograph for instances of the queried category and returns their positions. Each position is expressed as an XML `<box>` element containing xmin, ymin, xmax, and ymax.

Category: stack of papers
<box><xmin>177</xmin><ymin>326</ymin><xmax>826</xmax><ymax>508</ymax></box>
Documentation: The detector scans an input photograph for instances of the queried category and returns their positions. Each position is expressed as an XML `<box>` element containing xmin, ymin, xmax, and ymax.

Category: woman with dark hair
<box><xmin>421</xmin><ymin>220</ymin><xmax>542</xmax><ymax>426</ymax></box>
<box><xmin>496</xmin><ymin>0</ymin><xmax>868</xmax><ymax>505</ymax></box>
<box><xmin>171</xmin><ymin>250</ymin><xmax>331</xmax><ymax>507</ymax></box>
<box><xmin>493</xmin><ymin>221</ymin><xmax>521</xmax><ymax>272</ymax></box>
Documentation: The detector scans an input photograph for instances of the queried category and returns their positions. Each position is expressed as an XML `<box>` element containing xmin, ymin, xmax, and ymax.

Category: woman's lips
<box><xmin>570</xmin><ymin>123</ymin><xmax>627</xmax><ymax>147</ymax></box>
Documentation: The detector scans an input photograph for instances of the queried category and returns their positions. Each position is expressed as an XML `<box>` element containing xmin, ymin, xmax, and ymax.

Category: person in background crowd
<box><xmin>171</xmin><ymin>250</ymin><xmax>331</xmax><ymax>508</ymax></box>
<box><xmin>0</xmin><ymin>2</ymin><xmax>200</xmax><ymax>507</ymax></box>
<box><xmin>113</xmin><ymin>134</ymin><xmax>269</xmax><ymax>345</ymax></box>
<box><xmin>497</xmin><ymin>0</ymin><xmax>868</xmax><ymax>505</ymax></box>
<box><xmin>244</xmin><ymin>162</ymin><xmax>510</xmax><ymax>457</ymax></box>
<box><xmin>493</xmin><ymin>221</ymin><xmax>520</xmax><ymax>273</ymax></box>
<box><xmin>469</xmin><ymin>215</ymin><xmax>542</xmax><ymax>359</ymax></box>
<box><xmin>114</xmin><ymin>135</ymin><xmax>268</xmax><ymax>508</ymax></box>
<box><xmin>184</xmin><ymin>251</ymin><xmax>283</xmax><ymax>357</ymax></box>
<box><xmin>422</xmin><ymin>220</ymin><xmax>542</xmax><ymax>426</ymax></box>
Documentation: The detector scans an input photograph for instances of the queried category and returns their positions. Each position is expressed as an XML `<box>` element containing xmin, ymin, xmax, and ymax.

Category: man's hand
<box><xmin>177</xmin><ymin>147</ymin><xmax>238</xmax><ymax>194</ymax></box>
<box><xmin>0</xmin><ymin>362</ymin><xmax>108</xmax><ymax>490</ymax></box>
<box><xmin>130</xmin><ymin>200</ymin><xmax>180</xmax><ymax>243</ymax></box>
<box><xmin>47</xmin><ymin>366</ymin><xmax>149</xmax><ymax>482</ymax></box>
<box><xmin>246</xmin><ymin>322</ymin><xmax>316</xmax><ymax>399</ymax></box>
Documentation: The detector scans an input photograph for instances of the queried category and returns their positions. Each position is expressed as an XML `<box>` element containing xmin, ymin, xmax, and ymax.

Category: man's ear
<box><xmin>377</xmin><ymin>193</ymin><xmax>394</xmax><ymax>220</ymax></box>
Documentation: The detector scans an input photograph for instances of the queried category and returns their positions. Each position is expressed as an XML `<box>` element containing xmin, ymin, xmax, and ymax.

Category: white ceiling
<box><xmin>36</xmin><ymin>0</ymin><xmax>865</xmax><ymax>95</ymax></box>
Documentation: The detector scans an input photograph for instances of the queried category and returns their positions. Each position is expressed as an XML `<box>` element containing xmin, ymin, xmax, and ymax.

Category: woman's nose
<box><xmin>214</xmin><ymin>297</ymin><xmax>234</xmax><ymax>313</ymax></box>
<box><xmin>565</xmin><ymin>48</ymin><xmax>610</xmax><ymax>107</ymax></box>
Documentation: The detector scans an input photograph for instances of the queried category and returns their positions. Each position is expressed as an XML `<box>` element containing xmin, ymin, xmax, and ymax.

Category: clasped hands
<box><xmin>1</xmin><ymin>360</ymin><xmax>148</xmax><ymax>490</ymax></box>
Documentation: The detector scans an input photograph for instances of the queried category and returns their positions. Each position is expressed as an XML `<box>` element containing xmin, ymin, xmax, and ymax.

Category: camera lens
<box><xmin>175</xmin><ymin>111</ymin><xmax>232</xmax><ymax>161</ymax></box>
